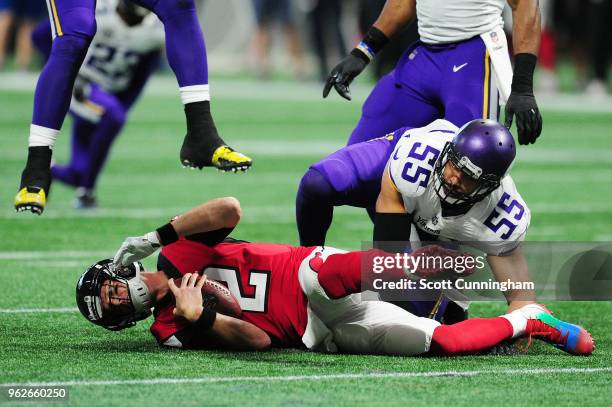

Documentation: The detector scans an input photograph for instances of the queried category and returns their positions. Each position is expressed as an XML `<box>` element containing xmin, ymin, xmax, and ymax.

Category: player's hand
<box><xmin>504</xmin><ymin>91</ymin><xmax>542</xmax><ymax>145</ymax></box>
<box><xmin>323</xmin><ymin>53</ymin><xmax>368</xmax><ymax>101</ymax></box>
<box><xmin>168</xmin><ymin>273</ymin><xmax>207</xmax><ymax>322</ymax></box>
<box><xmin>112</xmin><ymin>232</ymin><xmax>160</xmax><ymax>267</ymax></box>
<box><xmin>410</xmin><ymin>245</ymin><xmax>476</xmax><ymax>278</ymax></box>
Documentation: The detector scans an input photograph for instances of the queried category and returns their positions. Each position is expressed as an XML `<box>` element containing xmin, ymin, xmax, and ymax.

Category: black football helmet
<box><xmin>76</xmin><ymin>259</ymin><xmax>152</xmax><ymax>331</ymax></box>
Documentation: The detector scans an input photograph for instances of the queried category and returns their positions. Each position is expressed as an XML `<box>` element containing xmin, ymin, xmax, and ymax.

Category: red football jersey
<box><xmin>150</xmin><ymin>238</ymin><xmax>316</xmax><ymax>348</ymax></box>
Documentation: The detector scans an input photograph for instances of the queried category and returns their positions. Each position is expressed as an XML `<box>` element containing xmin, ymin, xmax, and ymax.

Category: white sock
<box><xmin>179</xmin><ymin>84</ymin><xmax>210</xmax><ymax>105</ymax></box>
<box><xmin>29</xmin><ymin>124</ymin><xmax>59</xmax><ymax>148</ymax></box>
<box><xmin>501</xmin><ymin>304</ymin><xmax>546</xmax><ymax>338</ymax></box>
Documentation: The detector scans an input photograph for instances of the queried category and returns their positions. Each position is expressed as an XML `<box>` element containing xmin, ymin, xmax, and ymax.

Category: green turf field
<box><xmin>1</xmin><ymin>79</ymin><xmax>611</xmax><ymax>406</ymax></box>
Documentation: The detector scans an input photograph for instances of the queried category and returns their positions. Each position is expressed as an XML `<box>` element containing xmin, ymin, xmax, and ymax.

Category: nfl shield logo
<box><xmin>490</xmin><ymin>31</ymin><xmax>499</xmax><ymax>44</ymax></box>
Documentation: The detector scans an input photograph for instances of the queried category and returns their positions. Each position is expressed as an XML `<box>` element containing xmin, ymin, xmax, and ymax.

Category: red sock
<box><xmin>316</xmin><ymin>250</ymin><xmax>406</xmax><ymax>299</ymax></box>
<box><xmin>431</xmin><ymin>318</ymin><xmax>514</xmax><ymax>355</ymax></box>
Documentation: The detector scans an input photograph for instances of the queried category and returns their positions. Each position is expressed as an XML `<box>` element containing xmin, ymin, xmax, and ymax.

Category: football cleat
<box><xmin>523</xmin><ymin>312</ymin><xmax>595</xmax><ymax>356</ymax></box>
<box><xmin>179</xmin><ymin>101</ymin><xmax>253</xmax><ymax>172</ymax></box>
<box><xmin>73</xmin><ymin>188</ymin><xmax>97</xmax><ymax>210</ymax></box>
<box><xmin>15</xmin><ymin>146</ymin><xmax>52</xmax><ymax>215</ymax></box>
<box><xmin>15</xmin><ymin>187</ymin><xmax>47</xmax><ymax>215</ymax></box>
<box><xmin>211</xmin><ymin>146</ymin><xmax>252</xmax><ymax>172</ymax></box>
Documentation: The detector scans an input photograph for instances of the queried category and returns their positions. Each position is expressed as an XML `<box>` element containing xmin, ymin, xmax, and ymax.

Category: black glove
<box><xmin>323</xmin><ymin>26</ymin><xmax>389</xmax><ymax>101</ymax></box>
<box><xmin>323</xmin><ymin>50</ymin><xmax>369</xmax><ymax>101</ymax></box>
<box><xmin>504</xmin><ymin>92</ymin><xmax>542</xmax><ymax>145</ymax></box>
<box><xmin>504</xmin><ymin>53</ymin><xmax>542</xmax><ymax>145</ymax></box>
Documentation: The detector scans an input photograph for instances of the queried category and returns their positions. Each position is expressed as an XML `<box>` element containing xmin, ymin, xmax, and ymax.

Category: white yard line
<box><xmin>1</xmin><ymin>201</ymin><xmax>611</xmax><ymax>221</ymax></box>
<box><xmin>1</xmin><ymin>367</ymin><xmax>611</xmax><ymax>387</ymax></box>
<box><xmin>0</xmin><ymin>307</ymin><xmax>77</xmax><ymax>314</ymax></box>
<box><xmin>0</xmin><ymin>251</ymin><xmax>109</xmax><ymax>260</ymax></box>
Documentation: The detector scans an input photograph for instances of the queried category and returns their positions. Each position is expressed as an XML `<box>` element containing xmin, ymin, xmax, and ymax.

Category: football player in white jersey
<box><xmin>298</xmin><ymin>119</ymin><xmax>535</xmax><ymax>312</ymax></box>
<box><xmin>31</xmin><ymin>0</ymin><xmax>163</xmax><ymax>207</ymax></box>
<box><xmin>376</xmin><ymin>119</ymin><xmax>533</xmax><ymax>311</ymax></box>
<box><xmin>323</xmin><ymin>0</ymin><xmax>543</xmax><ymax>147</ymax></box>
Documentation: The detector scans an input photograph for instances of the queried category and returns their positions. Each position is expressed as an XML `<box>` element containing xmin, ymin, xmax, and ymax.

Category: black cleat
<box><xmin>15</xmin><ymin>146</ymin><xmax>52</xmax><ymax>215</ymax></box>
<box><xmin>73</xmin><ymin>188</ymin><xmax>97</xmax><ymax>210</ymax></box>
<box><xmin>179</xmin><ymin>101</ymin><xmax>252</xmax><ymax>171</ymax></box>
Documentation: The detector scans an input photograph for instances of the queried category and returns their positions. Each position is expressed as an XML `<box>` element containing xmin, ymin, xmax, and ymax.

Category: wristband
<box><xmin>156</xmin><ymin>222</ymin><xmax>179</xmax><ymax>246</ymax></box>
<box><xmin>192</xmin><ymin>307</ymin><xmax>217</xmax><ymax>331</ymax></box>
<box><xmin>511</xmin><ymin>53</ymin><xmax>537</xmax><ymax>94</ymax></box>
<box><xmin>353</xmin><ymin>26</ymin><xmax>390</xmax><ymax>62</ymax></box>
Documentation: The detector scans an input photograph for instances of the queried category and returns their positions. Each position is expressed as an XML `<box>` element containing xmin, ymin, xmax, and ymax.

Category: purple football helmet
<box><xmin>434</xmin><ymin>119</ymin><xmax>516</xmax><ymax>206</ymax></box>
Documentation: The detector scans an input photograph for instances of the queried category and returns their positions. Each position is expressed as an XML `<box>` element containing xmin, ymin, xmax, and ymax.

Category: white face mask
<box><xmin>125</xmin><ymin>267</ymin><xmax>153</xmax><ymax>321</ymax></box>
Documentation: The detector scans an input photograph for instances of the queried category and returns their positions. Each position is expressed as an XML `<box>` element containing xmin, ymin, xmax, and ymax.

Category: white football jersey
<box><xmin>417</xmin><ymin>0</ymin><xmax>505</xmax><ymax>44</ymax></box>
<box><xmin>79</xmin><ymin>0</ymin><xmax>164</xmax><ymax>93</ymax></box>
<box><xmin>387</xmin><ymin>119</ymin><xmax>530</xmax><ymax>255</ymax></box>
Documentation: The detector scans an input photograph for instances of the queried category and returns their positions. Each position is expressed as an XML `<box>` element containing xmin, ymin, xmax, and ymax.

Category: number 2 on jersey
<box><xmin>400</xmin><ymin>142</ymin><xmax>440</xmax><ymax>187</ymax></box>
<box><xmin>202</xmin><ymin>266</ymin><xmax>270</xmax><ymax>312</ymax></box>
<box><xmin>484</xmin><ymin>192</ymin><xmax>525</xmax><ymax>240</ymax></box>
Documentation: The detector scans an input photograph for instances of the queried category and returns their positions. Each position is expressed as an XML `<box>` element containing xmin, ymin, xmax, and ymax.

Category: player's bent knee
<box><xmin>332</xmin><ymin>323</ymin><xmax>372</xmax><ymax>354</ymax></box>
<box><xmin>59</xmin><ymin>9</ymin><xmax>97</xmax><ymax>43</ymax></box>
<box><xmin>382</xmin><ymin>325</ymin><xmax>432</xmax><ymax>356</ymax></box>
<box><xmin>52</xmin><ymin>33</ymin><xmax>94</xmax><ymax>59</ymax></box>
<box><xmin>298</xmin><ymin>168</ymin><xmax>335</xmax><ymax>201</ymax></box>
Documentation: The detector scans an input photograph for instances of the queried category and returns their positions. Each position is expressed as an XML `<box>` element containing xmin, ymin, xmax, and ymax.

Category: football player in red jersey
<box><xmin>76</xmin><ymin>197</ymin><xmax>594</xmax><ymax>356</ymax></box>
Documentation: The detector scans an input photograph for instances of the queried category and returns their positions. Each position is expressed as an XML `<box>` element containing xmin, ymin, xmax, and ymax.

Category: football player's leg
<box><xmin>51</xmin><ymin>116</ymin><xmax>95</xmax><ymax>188</ymax></box>
<box><xmin>331</xmin><ymin>300</ymin><xmax>441</xmax><ymax>356</ymax></box>
<box><xmin>296</xmin><ymin>137</ymin><xmax>395</xmax><ymax>245</ymax></box>
<box><xmin>347</xmin><ymin>45</ymin><xmax>442</xmax><ymax>146</ymax></box>
<box><xmin>78</xmin><ymin>89</ymin><xmax>126</xmax><ymax>194</ymax></box>
<box><xmin>442</xmin><ymin>38</ymin><xmax>500</xmax><ymax>127</ymax></box>
<box><xmin>429</xmin><ymin>318</ymin><xmax>514</xmax><ymax>355</ymax></box>
<box><xmin>134</xmin><ymin>0</ymin><xmax>251</xmax><ymax>172</ymax></box>
<box><xmin>296</xmin><ymin>168</ymin><xmax>335</xmax><ymax>246</ymax></box>
<box><xmin>16</xmin><ymin>0</ymin><xmax>96</xmax><ymax>214</ymax></box>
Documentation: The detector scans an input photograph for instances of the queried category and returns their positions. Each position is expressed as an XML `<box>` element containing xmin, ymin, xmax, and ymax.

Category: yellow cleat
<box><xmin>15</xmin><ymin>187</ymin><xmax>47</xmax><ymax>215</ymax></box>
<box><xmin>211</xmin><ymin>146</ymin><xmax>252</xmax><ymax>172</ymax></box>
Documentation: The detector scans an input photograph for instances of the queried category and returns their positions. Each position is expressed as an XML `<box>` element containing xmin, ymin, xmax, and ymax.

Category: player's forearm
<box><xmin>509</xmin><ymin>0</ymin><xmax>541</xmax><ymax>55</ymax></box>
<box><xmin>373</xmin><ymin>0</ymin><xmax>417</xmax><ymax>38</ymax></box>
<box><xmin>488</xmin><ymin>245</ymin><xmax>537</xmax><ymax>307</ymax></box>
<box><xmin>207</xmin><ymin>314</ymin><xmax>271</xmax><ymax>351</ymax></box>
<box><xmin>170</xmin><ymin>197</ymin><xmax>241</xmax><ymax>238</ymax></box>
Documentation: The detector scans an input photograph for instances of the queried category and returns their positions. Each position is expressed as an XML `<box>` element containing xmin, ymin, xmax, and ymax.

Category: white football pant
<box><xmin>299</xmin><ymin>247</ymin><xmax>440</xmax><ymax>356</ymax></box>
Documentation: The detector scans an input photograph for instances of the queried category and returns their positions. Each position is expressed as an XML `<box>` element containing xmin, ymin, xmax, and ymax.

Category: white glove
<box><xmin>113</xmin><ymin>231</ymin><xmax>161</xmax><ymax>267</ymax></box>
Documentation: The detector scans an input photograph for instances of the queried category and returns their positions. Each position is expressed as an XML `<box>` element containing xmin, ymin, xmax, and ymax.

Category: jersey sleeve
<box><xmin>387</xmin><ymin>133</ymin><xmax>444</xmax><ymax>199</ymax></box>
